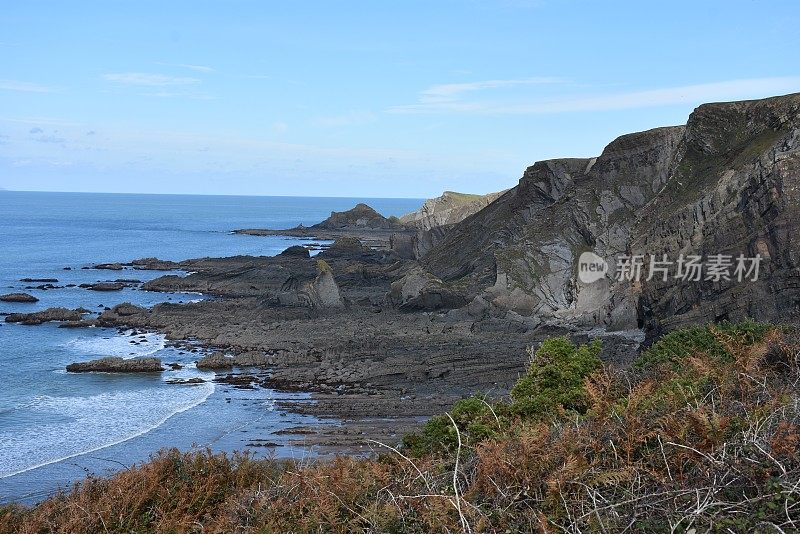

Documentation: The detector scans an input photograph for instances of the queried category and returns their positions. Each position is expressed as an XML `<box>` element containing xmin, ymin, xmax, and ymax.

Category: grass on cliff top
<box><xmin>3</xmin><ymin>321</ymin><xmax>800</xmax><ymax>532</ymax></box>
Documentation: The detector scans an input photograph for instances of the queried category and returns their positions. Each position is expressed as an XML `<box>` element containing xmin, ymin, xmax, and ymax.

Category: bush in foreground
<box><xmin>2</xmin><ymin>322</ymin><xmax>799</xmax><ymax>532</ymax></box>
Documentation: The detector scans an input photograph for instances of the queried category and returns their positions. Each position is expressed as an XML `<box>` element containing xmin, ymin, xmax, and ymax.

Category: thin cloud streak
<box><xmin>155</xmin><ymin>62</ymin><xmax>215</xmax><ymax>73</ymax></box>
<box><xmin>102</xmin><ymin>73</ymin><xmax>201</xmax><ymax>86</ymax></box>
<box><xmin>420</xmin><ymin>77</ymin><xmax>563</xmax><ymax>103</ymax></box>
<box><xmin>0</xmin><ymin>79</ymin><xmax>54</xmax><ymax>93</ymax></box>
<box><xmin>388</xmin><ymin>77</ymin><xmax>800</xmax><ymax>115</ymax></box>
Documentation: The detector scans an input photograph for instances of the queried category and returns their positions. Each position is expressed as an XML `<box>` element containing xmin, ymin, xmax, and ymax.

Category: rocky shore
<box><xmin>11</xmin><ymin>93</ymin><xmax>800</xmax><ymax>454</ymax></box>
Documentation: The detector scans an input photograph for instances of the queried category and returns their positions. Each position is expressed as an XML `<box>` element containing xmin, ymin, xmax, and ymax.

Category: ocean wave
<box><xmin>0</xmin><ymin>382</ymin><xmax>214</xmax><ymax>479</ymax></box>
<box><xmin>63</xmin><ymin>329</ymin><xmax>166</xmax><ymax>359</ymax></box>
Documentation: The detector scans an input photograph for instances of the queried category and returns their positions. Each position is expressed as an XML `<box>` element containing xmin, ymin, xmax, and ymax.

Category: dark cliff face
<box><xmin>418</xmin><ymin>93</ymin><xmax>800</xmax><ymax>334</ymax></box>
<box><xmin>634</xmin><ymin>93</ymin><xmax>800</xmax><ymax>333</ymax></box>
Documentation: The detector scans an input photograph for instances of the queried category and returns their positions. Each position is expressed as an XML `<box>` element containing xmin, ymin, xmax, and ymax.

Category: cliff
<box><xmin>398</xmin><ymin>190</ymin><xmax>507</xmax><ymax>231</ymax></box>
<box><xmin>418</xmin><ymin>92</ymin><xmax>800</xmax><ymax>335</ymax></box>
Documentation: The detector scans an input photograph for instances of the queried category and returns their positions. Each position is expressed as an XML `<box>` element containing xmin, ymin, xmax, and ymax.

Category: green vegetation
<box><xmin>510</xmin><ymin>337</ymin><xmax>602</xmax><ymax>416</ymax></box>
<box><xmin>637</xmin><ymin>318</ymin><xmax>775</xmax><ymax>369</ymax></box>
<box><xmin>4</xmin><ymin>322</ymin><xmax>800</xmax><ymax>532</ymax></box>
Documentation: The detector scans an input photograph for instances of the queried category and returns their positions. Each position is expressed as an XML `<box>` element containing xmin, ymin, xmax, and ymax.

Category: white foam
<box><xmin>63</xmin><ymin>330</ymin><xmax>166</xmax><ymax>359</ymax></box>
<box><xmin>0</xmin><ymin>382</ymin><xmax>214</xmax><ymax>478</ymax></box>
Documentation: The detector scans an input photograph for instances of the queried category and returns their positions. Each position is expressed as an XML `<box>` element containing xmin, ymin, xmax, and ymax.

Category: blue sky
<box><xmin>1</xmin><ymin>0</ymin><xmax>799</xmax><ymax>198</ymax></box>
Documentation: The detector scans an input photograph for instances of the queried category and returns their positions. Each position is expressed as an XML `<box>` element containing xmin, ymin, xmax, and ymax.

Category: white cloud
<box><xmin>0</xmin><ymin>79</ymin><xmax>54</xmax><ymax>93</ymax></box>
<box><xmin>102</xmin><ymin>73</ymin><xmax>201</xmax><ymax>86</ymax></box>
<box><xmin>138</xmin><ymin>90</ymin><xmax>214</xmax><ymax>100</ymax></box>
<box><xmin>418</xmin><ymin>77</ymin><xmax>562</xmax><ymax>104</ymax></box>
<box><xmin>0</xmin><ymin>116</ymin><xmax>82</xmax><ymax>126</ymax></box>
<box><xmin>155</xmin><ymin>62</ymin><xmax>214</xmax><ymax>73</ymax></box>
<box><xmin>389</xmin><ymin>77</ymin><xmax>800</xmax><ymax>115</ymax></box>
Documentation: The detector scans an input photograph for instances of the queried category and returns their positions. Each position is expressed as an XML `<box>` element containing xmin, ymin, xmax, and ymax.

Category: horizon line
<box><xmin>0</xmin><ymin>188</ymin><xmax>431</xmax><ymax>200</ymax></box>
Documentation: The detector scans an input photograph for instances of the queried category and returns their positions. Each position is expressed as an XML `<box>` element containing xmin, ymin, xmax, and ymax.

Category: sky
<box><xmin>1</xmin><ymin>0</ymin><xmax>799</xmax><ymax>198</ymax></box>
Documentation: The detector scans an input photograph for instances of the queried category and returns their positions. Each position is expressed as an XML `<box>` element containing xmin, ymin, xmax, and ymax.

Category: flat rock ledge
<box><xmin>5</xmin><ymin>307</ymin><xmax>89</xmax><ymax>325</ymax></box>
<box><xmin>0</xmin><ymin>293</ymin><xmax>39</xmax><ymax>303</ymax></box>
<box><xmin>66</xmin><ymin>357</ymin><xmax>164</xmax><ymax>373</ymax></box>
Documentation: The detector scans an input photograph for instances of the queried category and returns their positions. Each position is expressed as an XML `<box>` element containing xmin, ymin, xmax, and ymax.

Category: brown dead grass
<box><xmin>3</xmin><ymin>324</ymin><xmax>800</xmax><ymax>532</ymax></box>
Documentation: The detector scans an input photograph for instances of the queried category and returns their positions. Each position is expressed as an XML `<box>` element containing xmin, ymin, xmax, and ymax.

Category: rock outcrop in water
<box><xmin>5</xmin><ymin>307</ymin><xmax>89</xmax><ymax>325</ymax></box>
<box><xmin>0</xmin><ymin>293</ymin><xmax>39</xmax><ymax>303</ymax></box>
<box><xmin>66</xmin><ymin>357</ymin><xmax>164</xmax><ymax>373</ymax></box>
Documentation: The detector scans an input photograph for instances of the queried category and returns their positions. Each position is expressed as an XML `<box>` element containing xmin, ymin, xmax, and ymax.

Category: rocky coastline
<box><xmin>9</xmin><ymin>93</ymin><xmax>800</xmax><ymax>454</ymax></box>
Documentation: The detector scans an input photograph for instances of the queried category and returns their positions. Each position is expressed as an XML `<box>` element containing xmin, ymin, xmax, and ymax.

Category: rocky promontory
<box><xmin>235</xmin><ymin>203</ymin><xmax>411</xmax><ymax>249</ymax></box>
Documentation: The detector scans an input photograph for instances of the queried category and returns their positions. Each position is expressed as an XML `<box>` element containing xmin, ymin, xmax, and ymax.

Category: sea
<box><xmin>0</xmin><ymin>191</ymin><xmax>422</xmax><ymax>504</ymax></box>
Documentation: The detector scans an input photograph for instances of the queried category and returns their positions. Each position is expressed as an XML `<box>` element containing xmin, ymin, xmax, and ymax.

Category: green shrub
<box><xmin>404</xmin><ymin>337</ymin><xmax>603</xmax><ymax>455</ymax></box>
<box><xmin>403</xmin><ymin>395</ymin><xmax>499</xmax><ymax>456</ymax></box>
<box><xmin>636</xmin><ymin>319</ymin><xmax>774</xmax><ymax>370</ymax></box>
<box><xmin>510</xmin><ymin>337</ymin><xmax>602</xmax><ymax>417</ymax></box>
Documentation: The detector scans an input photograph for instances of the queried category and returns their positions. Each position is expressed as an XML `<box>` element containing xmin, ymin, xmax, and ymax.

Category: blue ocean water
<box><xmin>0</xmin><ymin>191</ymin><xmax>422</xmax><ymax>503</ymax></box>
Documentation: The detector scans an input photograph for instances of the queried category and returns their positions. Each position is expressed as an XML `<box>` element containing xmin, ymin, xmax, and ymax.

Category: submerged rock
<box><xmin>165</xmin><ymin>377</ymin><xmax>206</xmax><ymax>385</ymax></box>
<box><xmin>66</xmin><ymin>357</ymin><xmax>164</xmax><ymax>373</ymax></box>
<box><xmin>58</xmin><ymin>319</ymin><xmax>99</xmax><ymax>328</ymax></box>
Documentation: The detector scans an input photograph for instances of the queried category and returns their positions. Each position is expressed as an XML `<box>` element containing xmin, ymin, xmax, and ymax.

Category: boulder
<box><xmin>307</xmin><ymin>260</ymin><xmax>345</xmax><ymax>308</ymax></box>
<box><xmin>388</xmin><ymin>267</ymin><xmax>467</xmax><ymax>311</ymax></box>
<box><xmin>66</xmin><ymin>357</ymin><xmax>164</xmax><ymax>373</ymax></box>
